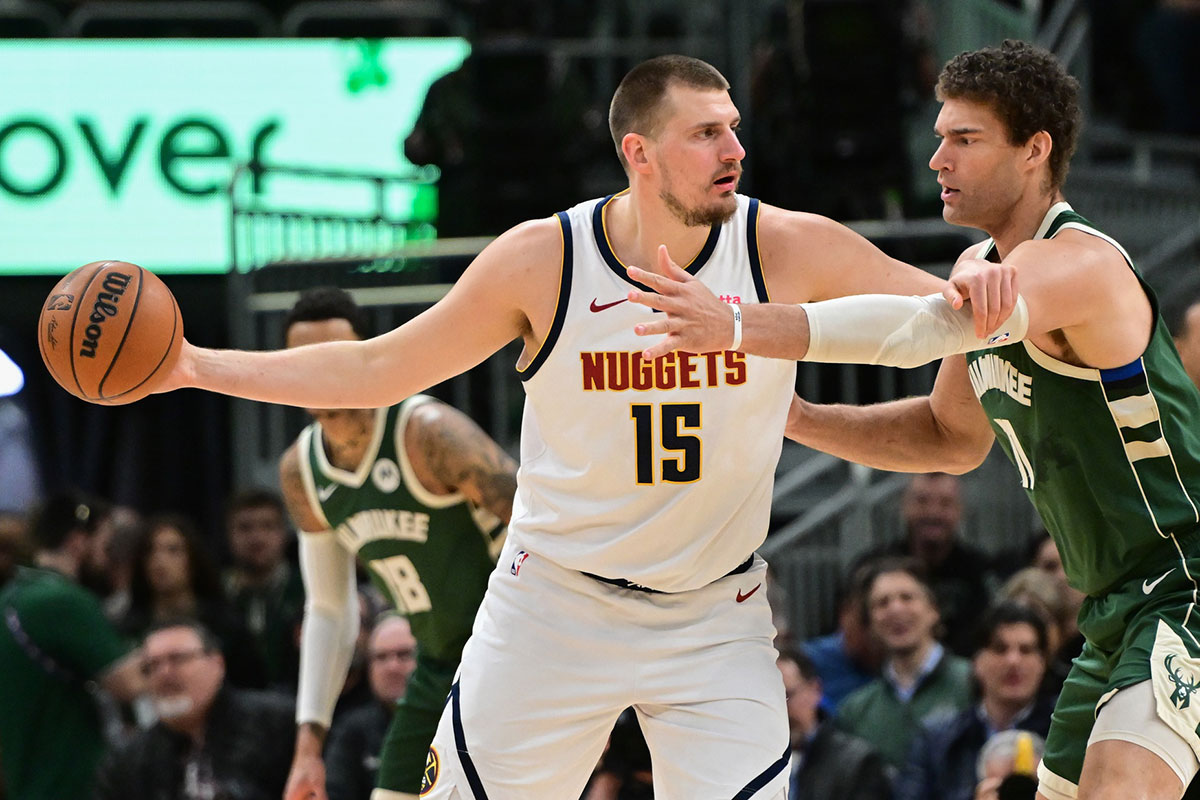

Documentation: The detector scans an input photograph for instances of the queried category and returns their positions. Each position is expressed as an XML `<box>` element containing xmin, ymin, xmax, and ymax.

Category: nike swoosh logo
<box><xmin>1143</xmin><ymin>568</ymin><xmax>1175</xmax><ymax>595</ymax></box>
<box><xmin>736</xmin><ymin>583</ymin><xmax>762</xmax><ymax>603</ymax></box>
<box><xmin>590</xmin><ymin>298</ymin><xmax>628</xmax><ymax>312</ymax></box>
<box><xmin>317</xmin><ymin>483</ymin><xmax>338</xmax><ymax>502</ymax></box>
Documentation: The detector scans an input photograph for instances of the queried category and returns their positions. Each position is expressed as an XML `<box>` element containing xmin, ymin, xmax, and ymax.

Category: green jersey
<box><xmin>0</xmin><ymin>567</ymin><xmax>131</xmax><ymax>800</ymax></box>
<box><xmin>299</xmin><ymin>396</ymin><xmax>504</xmax><ymax>662</ymax></box>
<box><xmin>966</xmin><ymin>202</ymin><xmax>1200</xmax><ymax>596</ymax></box>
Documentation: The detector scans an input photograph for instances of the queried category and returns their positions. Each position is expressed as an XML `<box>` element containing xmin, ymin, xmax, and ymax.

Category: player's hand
<box><xmin>283</xmin><ymin>752</ymin><xmax>328</xmax><ymax>800</ymax></box>
<box><xmin>153</xmin><ymin>339</ymin><xmax>198</xmax><ymax>394</ymax></box>
<box><xmin>627</xmin><ymin>245</ymin><xmax>735</xmax><ymax>359</ymax></box>
<box><xmin>943</xmin><ymin>258</ymin><xmax>1017</xmax><ymax>339</ymax></box>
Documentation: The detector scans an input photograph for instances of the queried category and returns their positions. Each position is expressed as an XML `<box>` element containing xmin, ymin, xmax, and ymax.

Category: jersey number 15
<box><xmin>631</xmin><ymin>403</ymin><xmax>701</xmax><ymax>484</ymax></box>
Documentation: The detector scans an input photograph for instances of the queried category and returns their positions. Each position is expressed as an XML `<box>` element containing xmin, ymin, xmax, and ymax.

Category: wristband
<box><xmin>729</xmin><ymin>303</ymin><xmax>742</xmax><ymax>351</ymax></box>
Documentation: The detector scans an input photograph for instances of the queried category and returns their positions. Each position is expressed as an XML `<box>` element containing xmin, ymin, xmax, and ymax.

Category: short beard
<box><xmin>660</xmin><ymin>188</ymin><xmax>736</xmax><ymax>227</ymax></box>
<box><xmin>154</xmin><ymin>695</ymin><xmax>195</xmax><ymax>719</ymax></box>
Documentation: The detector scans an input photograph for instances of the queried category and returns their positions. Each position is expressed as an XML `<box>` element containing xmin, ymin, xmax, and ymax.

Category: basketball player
<box><xmin>151</xmin><ymin>56</ymin><xmax>1011</xmax><ymax>799</ymax></box>
<box><xmin>278</xmin><ymin>287</ymin><xmax>515</xmax><ymax>800</ymax></box>
<box><xmin>630</xmin><ymin>41</ymin><xmax>1200</xmax><ymax>800</ymax></box>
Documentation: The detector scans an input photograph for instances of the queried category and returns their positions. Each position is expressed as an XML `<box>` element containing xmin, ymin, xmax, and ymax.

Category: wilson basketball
<box><xmin>38</xmin><ymin>260</ymin><xmax>183</xmax><ymax>405</ymax></box>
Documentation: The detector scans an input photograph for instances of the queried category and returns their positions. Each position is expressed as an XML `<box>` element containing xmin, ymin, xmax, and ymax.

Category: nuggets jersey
<box><xmin>966</xmin><ymin>202</ymin><xmax>1200</xmax><ymax>596</ymax></box>
<box><xmin>298</xmin><ymin>397</ymin><xmax>505</xmax><ymax>662</ymax></box>
<box><xmin>510</xmin><ymin>193</ymin><xmax>797</xmax><ymax>592</ymax></box>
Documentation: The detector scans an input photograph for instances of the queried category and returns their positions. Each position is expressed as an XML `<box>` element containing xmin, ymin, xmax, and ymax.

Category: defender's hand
<box><xmin>627</xmin><ymin>245</ymin><xmax>736</xmax><ymax>359</ymax></box>
<box><xmin>944</xmin><ymin>258</ymin><xmax>1017</xmax><ymax>339</ymax></box>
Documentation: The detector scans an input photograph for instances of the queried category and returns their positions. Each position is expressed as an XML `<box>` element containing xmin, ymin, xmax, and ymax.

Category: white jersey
<box><xmin>509</xmin><ymin>192</ymin><xmax>797</xmax><ymax>592</ymax></box>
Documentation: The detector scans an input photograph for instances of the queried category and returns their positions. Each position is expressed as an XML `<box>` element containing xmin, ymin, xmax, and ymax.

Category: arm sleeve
<box><xmin>295</xmin><ymin>530</ymin><xmax>359</xmax><ymax>728</ymax></box>
<box><xmin>802</xmin><ymin>292</ymin><xmax>1029</xmax><ymax>369</ymax></box>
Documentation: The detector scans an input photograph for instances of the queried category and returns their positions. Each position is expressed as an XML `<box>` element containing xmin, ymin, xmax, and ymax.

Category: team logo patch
<box><xmin>510</xmin><ymin>549</ymin><xmax>530</xmax><ymax>576</ymax></box>
<box><xmin>420</xmin><ymin>746</ymin><xmax>439</xmax><ymax>795</ymax></box>
<box><xmin>372</xmin><ymin>458</ymin><xmax>401</xmax><ymax>493</ymax></box>
<box><xmin>1149</xmin><ymin>620</ymin><xmax>1200</xmax><ymax>755</ymax></box>
<box><xmin>1165</xmin><ymin>654</ymin><xmax>1200</xmax><ymax>710</ymax></box>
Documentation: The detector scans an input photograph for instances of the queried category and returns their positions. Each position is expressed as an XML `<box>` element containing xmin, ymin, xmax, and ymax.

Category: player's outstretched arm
<box><xmin>407</xmin><ymin>401</ymin><xmax>518</xmax><ymax>525</ymax></box>
<box><xmin>159</xmin><ymin>218</ymin><xmax>562</xmax><ymax>410</ymax></box>
<box><xmin>626</xmin><ymin>207</ymin><xmax>1021</xmax><ymax>364</ymax></box>
<box><xmin>628</xmin><ymin>246</ymin><xmax>1028</xmax><ymax>368</ymax></box>
<box><xmin>280</xmin><ymin>445</ymin><xmax>359</xmax><ymax>800</ymax></box>
<box><xmin>785</xmin><ymin>355</ymin><xmax>995</xmax><ymax>474</ymax></box>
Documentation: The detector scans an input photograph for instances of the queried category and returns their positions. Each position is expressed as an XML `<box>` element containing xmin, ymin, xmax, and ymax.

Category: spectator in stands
<box><xmin>119</xmin><ymin>513</ymin><xmax>268</xmax><ymax>689</ymax></box>
<box><xmin>895</xmin><ymin>602</ymin><xmax>1054</xmax><ymax>800</ymax></box>
<box><xmin>88</xmin><ymin>505</ymin><xmax>145</xmax><ymax>623</ymax></box>
<box><xmin>779</xmin><ymin>648</ymin><xmax>892</xmax><ymax>799</ymax></box>
<box><xmin>995</xmin><ymin>567</ymin><xmax>1069</xmax><ymax>694</ymax></box>
<box><xmin>801</xmin><ymin>561</ymin><xmax>882</xmax><ymax>711</ymax></box>
<box><xmin>222</xmin><ymin>488</ymin><xmax>304</xmax><ymax>688</ymax></box>
<box><xmin>1172</xmin><ymin>297</ymin><xmax>1200</xmax><ymax>390</ymax></box>
<box><xmin>403</xmin><ymin>0</ymin><xmax>595</xmax><ymax>238</ymax></box>
<box><xmin>973</xmin><ymin>729</ymin><xmax>1044</xmax><ymax>800</ymax></box>
<box><xmin>1026</xmin><ymin>533</ymin><xmax>1085</xmax><ymax>656</ymax></box>
<box><xmin>854</xmin><ymin>472</ymin><xmax>997</xmax><ymax>655</ymax></box>
<box><xmin>94</xmin><ymin>618</ymin><xmax>295</xmax><ymax>800</ymax></box>
<box><xmin>325</xmin><ymin>613</ymin><xmax>418</xmax><ymax>800</ymax></box>
<box><xmin>0</xmin><ymin>491</ymin><xmax>146</xmax><ymax>800</ymax></box>
<box><xmin>837</xmin><ymin>556</ymin><xmax>972</xmax><ymax>779</ymax></box>
<box><xmin>0</xmin><ymin>509</ymin><xmax>32</xmax><ymax>587</ymax></box>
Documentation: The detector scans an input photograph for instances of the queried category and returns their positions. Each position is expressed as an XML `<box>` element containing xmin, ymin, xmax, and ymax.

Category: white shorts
<box><xmin>419</xmin><ymin>537</ymin><xmax>790</xmax><ymax>800</ymax></box>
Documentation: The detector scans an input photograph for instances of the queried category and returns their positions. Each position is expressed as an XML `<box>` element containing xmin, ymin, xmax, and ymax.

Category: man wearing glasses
<box><xmin>94</xmin><ymin>619</ymin><xmax>296</xmax><ymax>800</ymax></box>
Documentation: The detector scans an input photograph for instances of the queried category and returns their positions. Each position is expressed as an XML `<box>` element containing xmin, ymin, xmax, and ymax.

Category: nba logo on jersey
<box><xmin>987</xmin><ymin>330</ymin><xmax>1012</xmax><ymax>346</ymax></box>
<box><xmin>510</xmin><ymin>550</ymin><xmax>530</xmax><ymax>576</ymax></box>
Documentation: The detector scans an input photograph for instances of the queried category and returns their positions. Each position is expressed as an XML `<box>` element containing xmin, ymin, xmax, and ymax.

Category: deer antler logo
<box><xmin>1165</xmin><ymin>654</ymin><xmax>1200</xmax><ymax>710</ymax></box>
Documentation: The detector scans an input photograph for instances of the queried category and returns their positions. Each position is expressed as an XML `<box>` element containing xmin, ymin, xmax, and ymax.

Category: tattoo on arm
<box><xmin>417</xmin><ymin>406</ymin><xmax>518</xmax><ymax>523</ymax></box>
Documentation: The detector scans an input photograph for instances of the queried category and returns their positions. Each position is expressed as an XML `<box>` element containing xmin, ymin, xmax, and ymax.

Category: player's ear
<box><xmin>622</xmin><ymin>132</ymin><xmax>652</xmax><ymax>175</ymax></box>
<box><xmin>1025</xmin><ymin>130</ymin><xmax>1052</xmax><ymax>172</ymax></box>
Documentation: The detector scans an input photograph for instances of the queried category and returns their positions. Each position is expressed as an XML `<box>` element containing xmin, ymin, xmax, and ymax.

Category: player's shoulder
<box><xmin>754</xmin><ymin>202</ymin><xmax>849</xmax><ymax>243</ymax></box>
<box><xmin>1010</xmin><ymin>226</ymin><xmax>1128</xmax><ymax>274</ymax></box>
<box><xmin>480</xmin><ymin>216</ymin><xmax>567</xmax><ymax>270</ymax></box>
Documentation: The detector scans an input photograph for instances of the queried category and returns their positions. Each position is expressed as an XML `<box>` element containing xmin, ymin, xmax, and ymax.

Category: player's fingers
<box><xmin>999</xmin><ymin>272</ymin><xmax>1016</xmax><ymax>327</ymax></box>
<box><xmin>633</xmin><ymin>320</ymin><xmax>671</xmax><ymax>338</ymax></box>
<box><xmin>978</xmin><ymin>278</ymin><xmax>996</xmax><ymax>339</ymax></box>
<box><xmin>641</xmin><ymin>335</ymin><xmax>678</xmax><ymax>360</ymax></box>
<box><xmin>627</xmin><ymin>289</ymin><xmax>668</xmax><ymax>312</ymax></box>
<box><xmin>626</xmin><ymin>265</ymin><xmax>681</xmax><ymax>295</ymax></box>
<box><xmin>943</xmin><ymin>282</ymin><xmax>965</xmax><ymax>310</ymax></box>
<box><xmin>657</xmin><ymin>244</ymin><xmax>693</xmax><ymax>282</ymax></box>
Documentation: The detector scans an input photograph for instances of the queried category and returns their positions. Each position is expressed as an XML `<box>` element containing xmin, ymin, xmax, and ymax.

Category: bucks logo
<box><xmin>1164</xmin><ymin>654</ymin><xmax>1200</xmax><ymax>710</ymax></box>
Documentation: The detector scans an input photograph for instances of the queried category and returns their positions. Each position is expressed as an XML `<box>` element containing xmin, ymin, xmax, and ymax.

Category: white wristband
<box><xmin>729</xmin><ymin>303</ymin><xmax>742</xmax><ymax>351</ymax></box>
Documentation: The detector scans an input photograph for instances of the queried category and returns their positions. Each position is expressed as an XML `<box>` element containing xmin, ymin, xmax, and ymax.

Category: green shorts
<box><xmin>375</xmin><ymin>650</ymin><xmax>458</xmax><ymax>795</ymax></box>
<box><xmin>1042</xmin><ymin>553</ymin><xmax>1200</xmax><ymax>791</ymax></box>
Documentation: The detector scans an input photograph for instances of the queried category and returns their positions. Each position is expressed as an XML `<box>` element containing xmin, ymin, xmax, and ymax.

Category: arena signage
<box><xmin>0</xmin><ymin>39</ymin><xmax>470</xmax><ymax>274</ymax></box>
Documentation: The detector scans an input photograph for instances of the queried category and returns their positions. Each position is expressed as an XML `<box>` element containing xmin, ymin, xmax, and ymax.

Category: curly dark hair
<box><xmin>936</xmin><ymin>39</ymin><xmax>1081</xmax><ymax>191</ymax></box>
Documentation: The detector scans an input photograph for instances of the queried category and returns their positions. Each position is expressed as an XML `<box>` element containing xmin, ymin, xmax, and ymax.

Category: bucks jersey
<box><xmin>298</xmin><ymin>397</ymin><xmax>505</xmax><ymax>662</ymax></box>
<box><xmin>511</xmin><ymin>193</ymin><xmax>797</xmax><ymax>592</ymax></box>
<box><xmin>966</xmin><ymin>202</ymin><xmax>1200</xmax><ymax>595</ymax></box>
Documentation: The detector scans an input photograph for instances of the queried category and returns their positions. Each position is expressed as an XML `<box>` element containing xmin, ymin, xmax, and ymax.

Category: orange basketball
<box><xmin>38</xmin><ymin>260</ymin><xmax>183</xmax><ymax>405</ymax></box>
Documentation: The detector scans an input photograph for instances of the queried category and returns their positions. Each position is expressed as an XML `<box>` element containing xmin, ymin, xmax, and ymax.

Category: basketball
<box><xmin>38</xmin><ymin>260</ymin><xmax>183</xmax><ymax>405</ymax></box>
